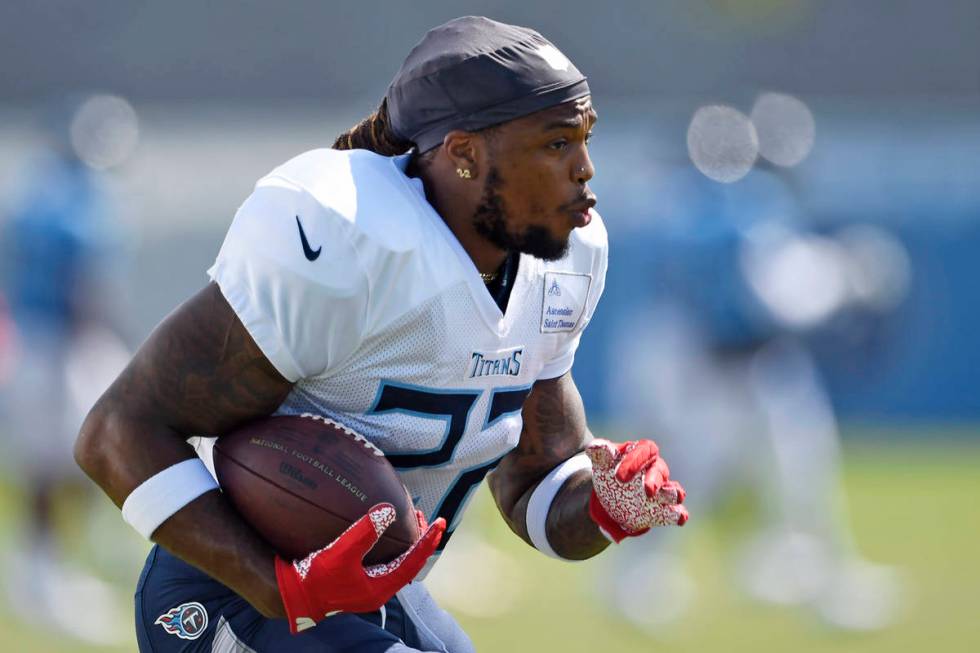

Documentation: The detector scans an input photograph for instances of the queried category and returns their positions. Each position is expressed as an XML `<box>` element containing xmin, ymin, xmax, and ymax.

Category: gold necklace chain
<box><xmin>480</xmin><ymin>271</ymin><xmax>499</xmax><ymax>284</ymax></box>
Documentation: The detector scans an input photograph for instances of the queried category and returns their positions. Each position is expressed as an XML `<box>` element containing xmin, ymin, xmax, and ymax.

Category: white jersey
<box><xmin>208</xmin><ymin>148</ymin><xmax>607</xmax><ymax>559</ymax></box>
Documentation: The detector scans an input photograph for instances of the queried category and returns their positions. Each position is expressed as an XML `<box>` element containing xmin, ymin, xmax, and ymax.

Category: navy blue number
<box><xmin>370</xmin><ymin>383</ymin><xmax>480</xmax><ymax>469</ymax></box>
<box><xmin>431</xmin><ymin>455</ymin><xmax>508</xmax><ymax>551</ymax></box>
<box><xmin>370</xmin><ymin>382</ymin><xmax>532</xmax><ymax>551</ymax></box>
<box><xmin>485</xmin><ymin>386</ymin><xmax>533</xmax><ymax>430</ymax></box>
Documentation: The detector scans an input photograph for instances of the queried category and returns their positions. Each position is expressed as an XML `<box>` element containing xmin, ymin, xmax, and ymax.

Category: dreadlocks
<box><xmin>332</xmin><ymin>98</ymin><xmax>413</xmax><ymax>155</ymax></box>
<box><xmin>333</xmin><ymin>98</ymin><xmax>489</xmax><ymax>175</ymax></box>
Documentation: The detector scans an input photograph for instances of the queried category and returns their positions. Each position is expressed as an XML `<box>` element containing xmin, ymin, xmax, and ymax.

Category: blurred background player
<box><xmin>595</xmin><ymin>146</ymin><xmax>910</xmax><ymax>632</ymax></box>
<box><xmin>0</xmin><ymin>95</ymin><xmax>135</xmax><ymax>644</ymax></box>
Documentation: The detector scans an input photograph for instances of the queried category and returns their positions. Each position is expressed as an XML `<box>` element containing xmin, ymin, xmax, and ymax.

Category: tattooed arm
<box><xmin>74</xmin><ymin>283</ymin><xmax>293</xmax><ymax>617</ymax></box>
<box><xmin>487</xmin><ymin>372</ymin><xmax>609</xmax><ymax>560</ymax></box>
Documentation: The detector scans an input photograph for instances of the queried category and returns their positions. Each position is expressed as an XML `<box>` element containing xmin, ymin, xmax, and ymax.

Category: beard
<box><xmin>472</xmin><ymin>167</ymin><xmax>570</xmax><ymax>261</ymax></box>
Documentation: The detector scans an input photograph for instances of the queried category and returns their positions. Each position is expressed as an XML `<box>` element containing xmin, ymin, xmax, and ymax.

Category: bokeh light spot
<box><xmin>687</xmin><ymin>105</ymin><xmax>758</xmax><ymax>183</ymax></box>
<box><xmin>750</xmin><ymin>92</ymin><xmax>816</xmax><ymax>167</ymax></box>
<box><xmin>69</xmin><ymin>94</ymin><xmax>140</xmax><ymax>170</ymax></box>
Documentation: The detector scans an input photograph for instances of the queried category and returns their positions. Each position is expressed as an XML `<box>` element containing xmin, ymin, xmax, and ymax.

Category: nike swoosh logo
<box><xmin>295</xmin><ymin>215</ymin><xmax>322</xmax><ymax>261</ymax></box>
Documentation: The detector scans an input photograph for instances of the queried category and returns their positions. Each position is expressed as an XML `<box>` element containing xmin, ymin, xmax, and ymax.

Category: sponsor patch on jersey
<box><xmin>156</xmin><ymin>601</ymin><xmax>209</xmax><ymax>640</ymax></box>
<box><xmin>541</xmin><ymin>272</ymin><xmax>591</xmax><ymax>333</ymax></box>
<box><xmin>468</xmin><ymin>346</ymin><xmax>524</xmax><ymax>379</ymax></box>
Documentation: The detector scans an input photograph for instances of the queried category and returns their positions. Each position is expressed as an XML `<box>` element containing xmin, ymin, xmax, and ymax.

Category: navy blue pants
<box><xmin>135</xmin><ymin>545</ymin><xmax>434</xmax><ymax>652</ymax></box>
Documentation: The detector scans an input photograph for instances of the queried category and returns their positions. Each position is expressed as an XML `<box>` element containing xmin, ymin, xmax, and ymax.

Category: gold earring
<box><xmin>456</xmin><ymin>168</ymin><xmax>472</xmax><ymax>179</ymax></box>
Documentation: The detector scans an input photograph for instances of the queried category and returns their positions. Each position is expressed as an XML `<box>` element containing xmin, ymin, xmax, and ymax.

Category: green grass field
<box><xmin>1</xmin><ymin>437</ymin><xmax>977</xmax><ymax>652</ymax></box>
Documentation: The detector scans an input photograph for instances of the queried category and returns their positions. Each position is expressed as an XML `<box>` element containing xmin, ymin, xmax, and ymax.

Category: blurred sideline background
<box><xmin>1</xmin><ymin>1</ymin><xmax>978</xmax><ymax>651</ymax></box>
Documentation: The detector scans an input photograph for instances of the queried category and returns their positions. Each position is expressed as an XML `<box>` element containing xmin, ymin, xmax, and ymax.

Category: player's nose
<box><xmin>573</xmin><ymin>148</ymin><xmax>595</xmax><ymax>185</ymax></box>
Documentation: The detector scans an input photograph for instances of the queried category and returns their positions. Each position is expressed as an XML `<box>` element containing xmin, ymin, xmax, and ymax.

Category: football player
<box><xmin>75</xmin><ymin>16</ymin><xmax>688</xmax><ymax>652</ymax></box>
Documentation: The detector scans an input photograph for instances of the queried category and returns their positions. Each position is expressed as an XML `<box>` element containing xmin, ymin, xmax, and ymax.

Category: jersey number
<box><xmin>370</xmin><ymin>383</ymin><xmax>532</xmax><ymax>551</ymax></box>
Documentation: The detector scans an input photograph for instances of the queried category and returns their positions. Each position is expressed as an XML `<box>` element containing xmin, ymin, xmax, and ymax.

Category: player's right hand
<box><xmin>275</xmin><ymin>503</ymin><xmax>445</xmax><ymax>634</ymax></box>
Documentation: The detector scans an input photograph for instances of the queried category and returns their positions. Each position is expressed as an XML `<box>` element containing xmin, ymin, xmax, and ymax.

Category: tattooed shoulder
<box><xmin>105</xmin><ymin>283</ymin><xmax>292</xmax><ymax>436</ymax></box>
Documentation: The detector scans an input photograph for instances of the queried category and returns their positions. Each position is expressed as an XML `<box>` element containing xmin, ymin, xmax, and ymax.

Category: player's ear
<box><xmin>442</xmin><ymin>131</ymin><xmax>481</xmax><ymax>180</ymax></box>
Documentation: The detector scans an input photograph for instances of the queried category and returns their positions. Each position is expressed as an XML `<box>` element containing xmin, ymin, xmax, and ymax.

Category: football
<box><xmin>213</xmin><ymin>413</ymin><xmax>418</xmax><ymax>564</ymax></box>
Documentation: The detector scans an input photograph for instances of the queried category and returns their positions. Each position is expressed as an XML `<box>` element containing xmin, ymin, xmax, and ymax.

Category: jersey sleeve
<box><xmin>537</xmin><ymin>215</ymin><xmax>609</xmax><ymax>380</ymax></box>
<box><xmin>538</xmin><ymin>333</ymin><xmax>584</xmax><ymax>380</ymax></box>
<box><xmin>207</xmin><ymin>176</ymin><xmax>370</xmax><ymax>382</ymax></box>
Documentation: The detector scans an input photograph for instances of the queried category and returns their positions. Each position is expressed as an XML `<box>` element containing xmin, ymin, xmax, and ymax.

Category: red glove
<box><xmin>275</xmin><ymin>503</ymin><xmax>445</xmax><ymax>633</ymax></box>
<box><xmin>586</xmin><ymin>439</ymin><xmax>688</xmax><ymax>543</ymax></box>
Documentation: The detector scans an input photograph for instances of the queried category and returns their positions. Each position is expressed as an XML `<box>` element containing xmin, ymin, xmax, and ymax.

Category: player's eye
<box><xmin>549</xmin><ymin>139</ymin><xmax>569</xmax><ymax>151</ymax></box>
<box><xmin>585</xmin><ymin>131</ymin><xmax>594</xmax><ymax>145</ymax></box>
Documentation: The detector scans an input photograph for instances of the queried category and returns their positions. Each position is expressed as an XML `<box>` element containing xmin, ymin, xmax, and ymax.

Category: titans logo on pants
<box><xmin>155</xmin><ymin>601</ymin><xmax>209</xmax><ymax>640</ymax></box>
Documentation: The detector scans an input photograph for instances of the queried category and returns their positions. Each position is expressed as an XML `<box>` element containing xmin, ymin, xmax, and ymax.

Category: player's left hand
<box><xmin>586</xmin><ymin>438</ymin><xmax>688</xmax><ymax>543</ymax></box>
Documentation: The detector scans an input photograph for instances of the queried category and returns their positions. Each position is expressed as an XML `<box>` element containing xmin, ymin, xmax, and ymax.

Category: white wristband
<box><xmin>525</xmin><ymin>452</ymin><xmax>592</xmax><ymax>560</ymax></box>
<box><xmin>121</xmin><ymin>458</ymin><xmax>219</xmax><ymax>539</ymax></box>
